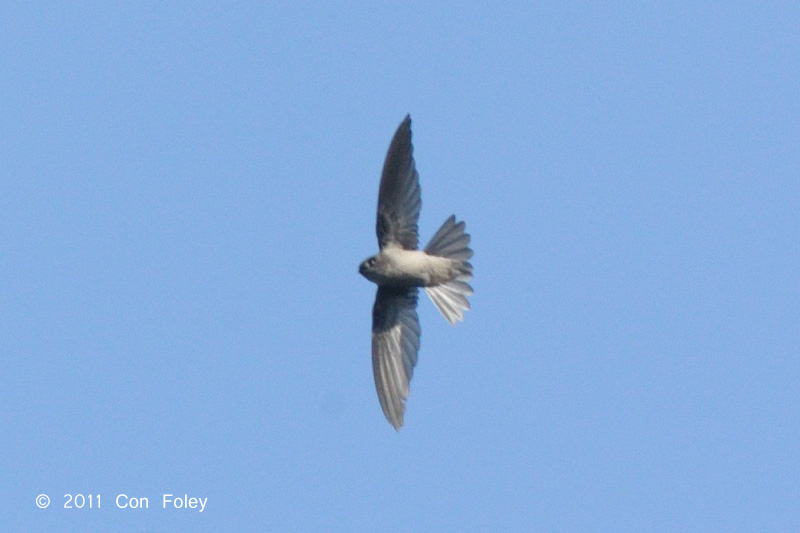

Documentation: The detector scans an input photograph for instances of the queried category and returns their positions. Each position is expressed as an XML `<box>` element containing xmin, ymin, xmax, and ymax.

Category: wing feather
<box><xmin>376</xmin><ymin>115</ymin><xmax>421</xmax><ymax>250</ymax></box>
<box><xmin>372</xmin><ymin>286</ymin><xmax>420</xmax><ymax>430</ymax></box>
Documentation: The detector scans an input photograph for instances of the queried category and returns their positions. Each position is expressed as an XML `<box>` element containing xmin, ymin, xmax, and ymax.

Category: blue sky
<box><xmin>2</xmin><ymin>2</ymin><xmax>798</xmax><ymax>531</ymax></box>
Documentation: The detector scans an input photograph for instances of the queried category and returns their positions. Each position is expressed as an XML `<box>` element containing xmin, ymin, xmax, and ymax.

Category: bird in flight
<box><xmin>359</xmin><ymin>115</ymin><xmax>473</xmax><ymax>430</ymax></box>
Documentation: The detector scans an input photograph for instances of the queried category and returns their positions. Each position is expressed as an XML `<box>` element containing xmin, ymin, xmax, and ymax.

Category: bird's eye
<box><xmin>367</xmin><ymin>258</ymin><xmax>376</xmax><ymax>267</ymax></box>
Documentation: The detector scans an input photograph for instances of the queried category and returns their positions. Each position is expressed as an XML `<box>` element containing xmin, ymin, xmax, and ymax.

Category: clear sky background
<box><xmin>2</xmin><ymin>3</ymin><xmax>798</xmax><ymax>531</ymax></box>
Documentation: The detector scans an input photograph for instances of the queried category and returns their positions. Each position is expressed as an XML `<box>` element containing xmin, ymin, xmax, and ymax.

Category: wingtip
<box><xmin>386</xmin><ymin>412</ymin><xmax>404</xmax><ymax>431</ymax></box>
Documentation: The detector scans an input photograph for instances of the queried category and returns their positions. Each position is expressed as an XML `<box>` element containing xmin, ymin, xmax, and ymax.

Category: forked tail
<box><xmin>423</xmin><ymin>215</ymin><xmax>473</xmax><ymax>325</ymax></box>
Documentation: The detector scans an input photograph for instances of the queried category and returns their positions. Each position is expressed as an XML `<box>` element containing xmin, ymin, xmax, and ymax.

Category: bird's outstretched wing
<box><xmin>376</xmin><ymin>115</ymin><xmax>421</xmax><ymax>250</ymax></box>
<box><xmin>371</xmin><ymin>286</ymin><xmax>420</xmax><ymax>430</ymax></box>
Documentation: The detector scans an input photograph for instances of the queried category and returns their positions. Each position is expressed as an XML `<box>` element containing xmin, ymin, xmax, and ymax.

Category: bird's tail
<box><xmin>423</xmin><ymin>215</ymin><xmax>473</xmax><ymax>325</ymax></box>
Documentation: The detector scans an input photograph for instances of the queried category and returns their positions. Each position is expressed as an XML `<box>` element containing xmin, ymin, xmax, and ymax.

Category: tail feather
<box><xmin>424</xmin><ymin>215</ymin><xmax>474</xmax><ymax>325</ymax></box>
<box><xmin>424</xmin><ymin>216</ymin><xmax>473</xmax><ymax>261</ymax></box>
<box><xmin>426</xmin><ymin>280</ymin><xmax>472</xmax><ymax>325</ymax></box>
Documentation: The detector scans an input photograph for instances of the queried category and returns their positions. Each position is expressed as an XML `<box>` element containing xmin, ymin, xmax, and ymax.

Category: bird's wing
<box><xmin>371</xmin><ymin>286</ymin><xmax>420</xmax><ymax>430</ymax></box>
<box><xmin>376</xmin><ymin>115</ymin><xmax>421</xmax><ymax>250</ymax></box>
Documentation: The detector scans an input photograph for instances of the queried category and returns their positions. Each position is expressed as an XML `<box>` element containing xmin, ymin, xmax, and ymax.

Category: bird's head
<box><xmin>359</xmin><ymin>255</ymin><xmax>380</xmax><ymax>282</ymax></box>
